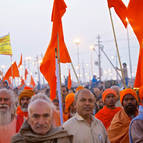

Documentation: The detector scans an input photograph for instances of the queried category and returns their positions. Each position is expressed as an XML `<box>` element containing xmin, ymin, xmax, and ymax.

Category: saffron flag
<box><xmin>18</xmin><ymin>78</ymin><xmax>25</xmax><ymax>89</ymax></box>
<box><xmin>127</xmin><ymin>0</ymin><xmax>143</xmax><ymax>87</ymax></box>
<box><xmin>127</xmin><ymin>0</ymin><xmax>143</xmax><ymax>45</ymax></box>
<box><xmin>67</xmin><ymin>70</ymin><xmax>72</xmax><ymax>89</ymax></box>
<box><xmin>40</xmin><ymin>0</ymin><xmax>71</xmax><ymax>100</ymax></box>
<box><xmin>25</xmin><ymin>68</ymin><xmax>28</xmax><ymax>80</ymax></box>
<box><xmin>30</xmin><ymin>75</ymin><xmax>36</xmax><ymax>88</ymax></box>
<box><xmin>0</xmin><ymin>34</ymin><xmax>12</xmax><ymax>55</ymax></box>
<box><xmin>107</xmin><ymin>0</ymin><xmax>127</xmax><ymax>28</ymax></box>
<box><xmin>18</xmin><ymin>54</ymin><xmax>22</xmax><ymax>68</ymax></box>
<box><xmin>3</xmin><ymin>62</ymin><xmax>20</xmax><ymax>81</ymax></box>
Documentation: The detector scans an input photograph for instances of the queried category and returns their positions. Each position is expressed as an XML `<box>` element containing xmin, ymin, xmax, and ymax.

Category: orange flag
<box><xmin>127</xmin><ymin>0</ymin><xmax>143</xmax><ymax>87</ymax></box>
<box><xmin>30</xmin><ymin>75</ymin><xmax>36</xmax><ymax>88</ymax></box>
<box><xmin>107</xmin><ymin>0</ymin><xmax>127</xmax><ymax>28</ymax></box>
<box><xmin>25</xmin><ymin>68</ymin><xmax>28</xmax><ymax>80</ymax></box>
<box><xmin>3</xmin><ymin>62</ymin><xmax>20</xmax><ymax>81</ymax></box>
<box><xmin>40</xmin><ymin>0</ymin><xmax>71</xmax><ymax>100</ymax></box>
<box><xmin>127</xmin><ymin>0</ymin><xmax>143</xmax><ymax>45</ymax></box>
<box><xmin>67</xmin><ymin>70</ymin><xmax>72</xmax><ymax>89</ymax></box>
<box><xmin>18</xmin><ymin>78</ymin><xmax>25</xmax><ymax>89</ymax></box>
<box><xmin>18</xmin><ymin>54</ymin><xmax>22</xmax><ymax>68</ymax></box>
<box><xmin>7</xmin><ymin>78</ymin><xmax>12</xmax><ymax>85</ymax></box>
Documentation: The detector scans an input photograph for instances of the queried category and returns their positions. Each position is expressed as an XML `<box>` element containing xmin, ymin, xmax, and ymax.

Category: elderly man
<box><xmin>108</xmin><ymin>88</ymin><xmax>138</xmax><ymax>143</ymax></box>
<box><xmin>95</xmin><ymin>88</ymin><xmax>121</xmax><ymax>129</ymax></box>
<box><xmin>63</xmin><ymin>88</ymin><xmax>110</xmax><ymax>143</ymax></box>
<box><xmin>0</xmin><ymin>88</ymin><xmax>23</xmax><ymax>143</ymax></box>
<box><xmin>12</xmin><ymin>93</ymin><xmax>72</xmax><ymax>143</ymax></box>
<box><xmin>129</xmin><ymin>87</ymin><xmax>143</xmax><ymax>143</ymax></box>
<box><xmin>16</xmin><ymin>87</ymin><xmax>35</xmax><ymax>118</ymax></box>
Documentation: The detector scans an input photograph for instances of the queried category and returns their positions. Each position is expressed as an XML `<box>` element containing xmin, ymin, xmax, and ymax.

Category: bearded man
<box><xmin>108</xmin><ymin>88</ymin><xmax>138</xmax><ymax>143</ymax></box>
<box><xmin>0</xmin><ymin>88</ymin><xmax>23</xmax><ymax>143</ymax></box>
<box><xmin>16</xmin><ymin>87</ymin><xmax>35</xmax><ymax>118</ymax></box>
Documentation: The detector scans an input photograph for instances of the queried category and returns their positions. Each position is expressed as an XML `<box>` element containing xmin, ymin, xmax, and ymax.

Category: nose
<box><xmin>85</xmin><ymin>100</ymin><xmax>90</xmax><ymax>105</ymax></box>
<box><xmin>0</xmin><ymin>99</ymin><xmax>5</xmax><ymax>104</ymax></box>
<box><xmin>23</xmin><ymin>99</ymin><xmax>28</xmax><ymax>104</ymax></box>
<box><xmin>38</xmin><ymin>117</ymin><xmax>45</xmax><ymax>125</ymax></box>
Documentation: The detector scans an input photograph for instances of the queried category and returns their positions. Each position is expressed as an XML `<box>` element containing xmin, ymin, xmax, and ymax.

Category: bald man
<box><xmin>63</xmin><ymin>88</ymin><xmax>110</xmax><ymax>143</ymax></box>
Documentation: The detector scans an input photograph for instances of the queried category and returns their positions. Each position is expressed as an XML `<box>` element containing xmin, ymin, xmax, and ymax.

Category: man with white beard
<box><xmin>0</xmin><ymin>88</ymin><xmax>23</xmax><ymax>143</ymax></box>
<box><xmin>16</xmin><ymin>87</ymin><xmax>35</xmax><ymax>119</ymax></box>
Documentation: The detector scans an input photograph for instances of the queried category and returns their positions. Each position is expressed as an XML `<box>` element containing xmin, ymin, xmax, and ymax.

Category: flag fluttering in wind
<box><xmin>25</xmin><ymin>68</ymin><xmax>28</xmax><ymax>80</ymax></box>
<box><xmin>126</xmin><ymin>0</ymin><xmax>143</xmax><ymax>87</ymax></box>
<box><xmin>40</xmin><ymin>0</ymin><xmax>71</xmax><ymax>100</ymax></box>
<box><xmin>127</xmin><ymin>0</ymin><xmax>143</xmax><ymax>45</ymax></box>
<box><xmin>30</xmin><ymin>75</ymin><xmax>36</xmax><ymax>88</ymax></box>
<box><xmin>18</xmin><ymin>78</ymin><xmax>25</xmax><ymax>89</ymax></box>
<box><xmin>0</xmin><ymin>34</ymin><xmax>12</xmax><ymax>55</ymax></box>
<box><xmin>18</xmin><ymin>54</ymin><xmax>22</xmax><ymax>68</ymax></box>
<box><xmin>107</xmin><ymin>0</ymin><xmax>127</xmax><ymax>28</ymax></box>
<box><xmin>3</xmin><ymin>62</ymin><xmax>19</xmax><ymax>81</ymax></box>
<box><xmin>67</xmin><ymin>70</ymin><xmax>72</xmax><ymax>89</ymax></box>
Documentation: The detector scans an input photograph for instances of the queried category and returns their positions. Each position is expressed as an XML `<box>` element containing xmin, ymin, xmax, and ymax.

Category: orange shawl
<box><xmin>107</xmin><ymin>109</ymin><xmax>131</xmax><ymax>143</ymax></box>
<box><xmin>95</xmin><ymin>106</ymin><xmax>121</xmax><ymax>129</ymax></box>
<box><xmin>53</xmin><ymin>110</ymin><xmax>61</xmax><ymax>127</ymax></box>
<box><xmin>16</xmin><ymin>106</ymin><xmax>28</xmax><ymax>118</ymax></box>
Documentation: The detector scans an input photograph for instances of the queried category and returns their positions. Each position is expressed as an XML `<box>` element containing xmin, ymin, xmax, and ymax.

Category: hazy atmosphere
<box><xmin>0</xmin><ymin>0</ymin><xmax>139</xmax><ymax>83</ymax></box>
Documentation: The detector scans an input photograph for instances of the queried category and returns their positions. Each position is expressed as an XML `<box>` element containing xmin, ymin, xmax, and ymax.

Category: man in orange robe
<box><xmin>95</xmin><ymin>88</ymin><xmax>121</xmax><ymax>129</ymax></box>
<box><xmin>16</xmin><ymin>87</ymin><xmax>35</xmax><ymax>118</ymax></box>
<box><xmin>64</xmin><ymin>92</ymin><xmax>75</xmax><ymax>121</ymax></box>
<box><xmin>107</xmin><ymin>88</ymin><xmax>138</xmax><ymax>143</ymax></box>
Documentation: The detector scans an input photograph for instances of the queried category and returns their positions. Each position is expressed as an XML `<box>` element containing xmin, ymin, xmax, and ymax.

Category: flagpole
<box><xmin>108</xmin><ymin>7</ymin><xmax>126</xmax><ymax>88</ymax></box>
<box><xmin>10</xmin><ymin>55</ymin><xmax>13</xmax><ymax>88</ymax></box>
<box><xmin>126</xmin><ymin>24</ymin><xmax>133</xmax><ymax>84</ymax></box>
<box><xmin>101</xmin><ymin>48</ymin><xmax>122</xmax><ymax>80</ymax></box>
<box><xmin>56</xmin><ymin>34</ymin><xmax>63</xmax><ymax>124</ymax></box>
<box><xmin>70</xmin><ymin>62</ymin><xmax>80</xmax><ymax>85</ymax></box>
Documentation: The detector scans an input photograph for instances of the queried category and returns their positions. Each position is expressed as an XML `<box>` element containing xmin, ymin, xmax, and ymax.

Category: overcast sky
<box><xmin>0</xmin><ymin>0</ymin><xmax>140</xmax><ymax>83</ymax></box>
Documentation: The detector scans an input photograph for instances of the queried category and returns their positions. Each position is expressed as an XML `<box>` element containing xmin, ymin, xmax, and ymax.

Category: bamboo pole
<box><xmin>101</xmin><ymin>48</ymin><xmax>122</xmax><ymax>80</ymax></box>
<box><xmin>108</xmin><ymin>7</ymin><xmax>127</xmax><ymax>88</ymax></box>
<box><xmin>70</xmin><ymin>62</ymin><xmax>80</xmax><ymax>85</ymax></box>
<box><xmin>10</xmin><ymin>55</ymin><xmax>14</xmax><ymax>88</ymax></box>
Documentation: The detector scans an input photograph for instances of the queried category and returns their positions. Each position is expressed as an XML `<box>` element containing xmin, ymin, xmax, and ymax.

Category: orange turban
<box><xmin>19</xmin><ymin>89</ymin><xmax>35</xmax><ymax>104</ymax></box>
<box><xmin>65</xmin><ymin>93</ymin><xmax>75</xmax><ymax>112</ymax></box>
<box><xmin>120</xmin><ymin>88</ymin><xmax>138</xmax><ymax>104</ymax></box>
<box><xmin>102</xmin><ymin>88</ymin><xmax>117</xmax><ymax>102</ymax></box>
<box><xmin>76</xmin><ymin>86</ymin><xmax>84</xmax><ymax>92</ymax></box>
<box><xmin>24</xmin><ymin>86</ymin><xmax>33</xmax><ymax>90</ymax></box>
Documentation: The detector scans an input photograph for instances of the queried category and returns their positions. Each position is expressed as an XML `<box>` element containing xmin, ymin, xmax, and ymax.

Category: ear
<box><xmin>27</xmin><ymin>118</ymin><xmax>31</xmax><ymax>125</ymax></box>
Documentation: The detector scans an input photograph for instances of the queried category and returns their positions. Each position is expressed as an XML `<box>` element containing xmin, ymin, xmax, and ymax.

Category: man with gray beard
<box><xmin>16</xmin><ymin>87</ymin><xmax>35</xmax><ymax>119</ymax></box>
<box><xmin>0</xmin><ymin>88</ymin><xmax>24</xmax><ymax>143</ymax></box>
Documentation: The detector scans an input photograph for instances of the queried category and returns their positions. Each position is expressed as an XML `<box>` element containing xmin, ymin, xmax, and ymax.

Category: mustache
<box><xmin>126</xmin><ymin>104</ymin><xmax>135</xmax><ymax>107</ymax></box>
<box><xmin>35</xmin><ymin>124</ymin><xmax>49</xmax><ymax>129</ymax></box>
<box><xmin>0</xmin><ymin>104</ymin><xmax>9</xmax><ymax>108</ymax></box>
<box><xmin>22</xmin><ymin>103</ymin><xmax>28</xmax><ymax>107</ymax></box>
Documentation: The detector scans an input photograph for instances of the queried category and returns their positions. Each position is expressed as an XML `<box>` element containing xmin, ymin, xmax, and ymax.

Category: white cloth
<box><xmin>63</xmin><ymin>113</ymin><xmax>110</xmax><ymax>143</ymax></box>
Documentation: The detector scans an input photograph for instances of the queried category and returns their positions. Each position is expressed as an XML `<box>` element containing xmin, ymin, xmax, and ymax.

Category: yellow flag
<box><xmin>0</xmin><ymin>34</ymin><xmax>12</xmax><ymax>55</ymax></box>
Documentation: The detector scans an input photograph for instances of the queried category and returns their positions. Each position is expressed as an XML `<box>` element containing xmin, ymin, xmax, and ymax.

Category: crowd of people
<box><xmin>0</xmin><ymin>79</ymin><xmax>142</xmax><ymax>143</ymax></box>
